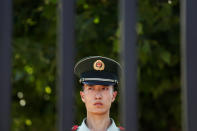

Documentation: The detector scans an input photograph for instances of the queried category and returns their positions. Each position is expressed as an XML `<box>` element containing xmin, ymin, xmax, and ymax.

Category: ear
<box><xmin>80</xmin><ymin>91</ymin><xmax>85</xmax><ymax>103</ymax></box>
<box><xmin>112</xmin><ymin>91</ymin><xmax>117</xmax><ymax>102</ymax></box>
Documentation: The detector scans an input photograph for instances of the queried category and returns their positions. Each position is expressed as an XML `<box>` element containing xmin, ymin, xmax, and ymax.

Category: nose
<box><xmin>95</xmin><ymin>91</ymin><xmax>102</xmax><ymax>99</ymax></box>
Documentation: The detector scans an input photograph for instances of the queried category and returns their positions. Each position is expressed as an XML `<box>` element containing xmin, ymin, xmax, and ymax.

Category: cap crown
<box><xmin>74</xmin><ymin>56</ymin><xmax>121</xmax><ymax>85</ymax></box>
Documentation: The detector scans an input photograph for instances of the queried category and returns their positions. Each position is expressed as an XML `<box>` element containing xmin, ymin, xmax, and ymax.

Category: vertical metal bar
<box><xmin>0</xmin><ymin>0</ymin><xmax>12</xmax><ymax>131</ymax></box>
<box><xmin>58</xmin><ymin>0</ymin><xmax>75</xmax><ymax>130</ymax></box>
<box><xmin>181</xmin><ymin>0</ymin><xmax>197</xmax><ymax>131</ymax></box>
<box><xmin>120</xmin><ymin>0</ymin><xmax>138</xmax><ymax>130</ymax></box>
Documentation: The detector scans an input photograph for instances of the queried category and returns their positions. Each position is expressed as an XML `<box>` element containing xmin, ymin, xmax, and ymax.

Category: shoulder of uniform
<box><xmin>118</xmin><ymin>126</ymin><xmax>125</xmax><ymax>130</ymax></box>
<box><xmin>72</xmin><ymin>125</ymin><xmax>79</xmax><ymax>131</ymax></box>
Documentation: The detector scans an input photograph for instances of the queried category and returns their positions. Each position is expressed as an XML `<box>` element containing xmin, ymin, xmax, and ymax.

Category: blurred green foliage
<box><xmin>12</xmin><ymin>0</ymin><xmax>181</xmax><ymax>130</ymax></box>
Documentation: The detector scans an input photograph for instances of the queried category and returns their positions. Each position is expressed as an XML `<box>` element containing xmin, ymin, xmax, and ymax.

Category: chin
<box><xmin>90</xmin><ymin>109</ymin><xmax>109</xmax><ymax>115</ymax></box>
<box><xmin>92</xmin><ymin>111</ymin><xmax>107</xmax><ymax>115</ymax></box>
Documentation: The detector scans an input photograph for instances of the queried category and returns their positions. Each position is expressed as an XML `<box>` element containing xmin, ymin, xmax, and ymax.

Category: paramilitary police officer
<box><xmin>72</xmin><ymin>56</ymin><xmax>124</xmax><ymax>131</ymax></box>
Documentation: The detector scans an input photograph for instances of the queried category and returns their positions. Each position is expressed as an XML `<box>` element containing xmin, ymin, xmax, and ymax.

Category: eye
<box><xmin>102</xmin><ymin>87</ymin><xmax>108</xmax><ymax>90</ymax></box>
<box><xmin>88</xmin><ymin>87</ymin><xmax>93</xmax><ymax>90</ymax></box>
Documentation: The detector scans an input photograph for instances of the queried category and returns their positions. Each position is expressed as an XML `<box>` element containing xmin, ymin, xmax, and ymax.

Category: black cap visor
<box><xmin>82</xmin><ymin>80</ymin><xmax>116</xmax><ymax>86</ymax></box>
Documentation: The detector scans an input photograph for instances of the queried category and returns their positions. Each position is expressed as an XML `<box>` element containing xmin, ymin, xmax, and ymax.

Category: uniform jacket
<box><xmin>76</xmin><ymin>118</ymin><xmax>121</xmax><ymax>131</ymax></box>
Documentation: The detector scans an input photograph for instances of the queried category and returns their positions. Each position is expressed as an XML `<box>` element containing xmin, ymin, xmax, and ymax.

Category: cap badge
<box><xmin>93</xmin><ymin>60</ymin><xmax>105</xmax><ymax>71</ymax></box>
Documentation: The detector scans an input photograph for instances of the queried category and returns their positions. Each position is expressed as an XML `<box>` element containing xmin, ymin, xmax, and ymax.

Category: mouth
<box><xmin>94</xmin><ymin>102</ymin><xmax>103</xmax><ymax>106</ymax></box>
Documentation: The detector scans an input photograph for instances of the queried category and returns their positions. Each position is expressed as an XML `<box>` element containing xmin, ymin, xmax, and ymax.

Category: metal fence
<box><xmin>120</xmin><ymin>0</ymin><xmax>138</xmax><ymax>130</ymax></box>
<box><xmin>58</xmin><ymin>0</ymin><xmax>75</xmax><ymax>130</ymax></box>
<box><xmin>0</xmin><ymin>0</ymin><xmax>12</xmax><ymax>131</ymax></box>
<box><xmin>181</xmin><ymin>0</ymin><xmax>197</xmax><ymax>130</ymax></box>
<box><xmin>0</xmin><ymin>0</ymin><xmax>196</xmax><ymax>130</ymax></box>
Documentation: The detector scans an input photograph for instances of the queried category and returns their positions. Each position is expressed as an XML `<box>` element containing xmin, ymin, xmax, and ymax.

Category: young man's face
<box><xmin>80</xmin><ymin>84</ymin><xmax>117</xmax><ymax>115</ymax></box>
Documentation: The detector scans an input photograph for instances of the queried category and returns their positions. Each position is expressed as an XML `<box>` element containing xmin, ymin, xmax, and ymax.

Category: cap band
<box><xmin>79</xmin><ymin>78</ymin><xmax>118</xmax><ymax>84</ymax></box>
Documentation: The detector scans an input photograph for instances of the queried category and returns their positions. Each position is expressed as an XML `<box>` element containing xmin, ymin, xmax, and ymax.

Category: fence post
<box><xmin>181</xmin><ymin>0</ymin><xmax>197</xmax><ymax>131</ymax></box>
<box><xmin>120</xmin><ymin>0</ymin><xmax>138</xmax><ymax>130</ymax></box>
<box><xmin>58</xmin><ymin>0</ymin><xmax>75</xmax><ymax>130</ymax></box>
<box><xmin>0</xmin><ymin>0</ymin><xmax>12</xmax><ymax>130</ymax></box>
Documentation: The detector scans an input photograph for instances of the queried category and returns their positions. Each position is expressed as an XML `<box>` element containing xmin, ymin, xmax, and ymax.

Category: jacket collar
<box><xmin>78</xmin><ymin>118</ymin><xmax>119</xmax><ymax>131</ymax></box>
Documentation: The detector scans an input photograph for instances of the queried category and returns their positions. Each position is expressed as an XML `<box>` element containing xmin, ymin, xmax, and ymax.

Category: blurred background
<box><xmin>12</xmin><ymin>0</ymin><xmax>181</xmax><ymax>130</ymax></box>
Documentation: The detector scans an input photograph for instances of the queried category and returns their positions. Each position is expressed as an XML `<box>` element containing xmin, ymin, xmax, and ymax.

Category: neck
<box><xmin>86</xmin><ymin>111</ymin><xmax>111</xmax><ymax>131</ymax></box>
